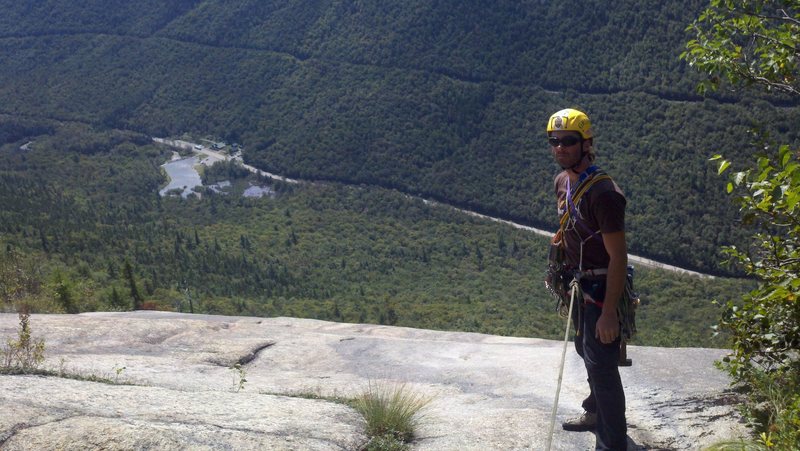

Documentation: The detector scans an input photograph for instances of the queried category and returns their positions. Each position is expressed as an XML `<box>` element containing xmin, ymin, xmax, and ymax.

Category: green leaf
<box><xmin>718</xmin><ymin>160</ymin><xmax>731</xmax><ymax>174</ymax></box>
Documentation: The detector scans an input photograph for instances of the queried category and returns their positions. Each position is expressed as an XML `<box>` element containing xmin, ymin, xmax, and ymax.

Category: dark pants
<box><xmin>572</xmin><ymin>280</ymin><xmax>627</xmax><ymax>451</ymax></box>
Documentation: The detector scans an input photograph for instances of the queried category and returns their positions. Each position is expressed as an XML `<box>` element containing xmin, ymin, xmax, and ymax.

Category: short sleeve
<box><xmin>593</xmin><ymin>190</ymin><xmax>626</xmax><ymax>233</ymax></box>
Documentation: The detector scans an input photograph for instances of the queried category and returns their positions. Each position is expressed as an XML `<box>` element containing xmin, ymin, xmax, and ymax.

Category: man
<box><xmin>547</xmin><ymin>108</ymin><xmax>628</xmax><ymax>451</ymax></box>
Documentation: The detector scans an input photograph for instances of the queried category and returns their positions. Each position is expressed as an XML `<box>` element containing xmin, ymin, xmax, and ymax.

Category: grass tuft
<box><xmin>352</xmin><ymin>381</ymin><xmax>432</xmax><ymax>450</ymax></box>
<box><xmin>703</xmin><ymin>441</ymin><xmax>767</xmax><ymax>451</ymax></box>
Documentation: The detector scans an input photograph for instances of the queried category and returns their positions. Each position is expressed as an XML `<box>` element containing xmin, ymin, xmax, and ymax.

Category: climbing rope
<box><xmin>545</xmin><ymin>277</ymin><xmax>579</xmax><ymax>451</ymax></box>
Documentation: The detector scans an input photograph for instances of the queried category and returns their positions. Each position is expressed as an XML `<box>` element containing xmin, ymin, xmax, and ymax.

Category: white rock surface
<box><xmin>0</xmin><ymin>312</ymin><xmax>746</xmax><ymax>450</ymax></box>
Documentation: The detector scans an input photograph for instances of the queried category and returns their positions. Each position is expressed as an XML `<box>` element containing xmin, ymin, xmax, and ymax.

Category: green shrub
<box><xmin>686</xmin><ymin>2</ymin><xmax>800</xmax><ymax>448</ymax></box>
<box><xmin>2</xmin><ymin>308</ymin><xmax>45</xmax><ymax>373</ymax></box>
<box><xmin>713</xmin><ymin>147</ymin><xmax>800</xmax><ymax>450</ymax></box>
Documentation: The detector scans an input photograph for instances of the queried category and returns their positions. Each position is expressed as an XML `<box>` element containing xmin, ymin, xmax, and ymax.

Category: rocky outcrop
<box><xmin>0</xmin><ymin>312</ymin><xmax>746</xmax><ymax>450</ymax></box>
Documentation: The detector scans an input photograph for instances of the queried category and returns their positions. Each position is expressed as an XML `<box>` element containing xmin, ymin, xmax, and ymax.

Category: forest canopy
<box><xmin>1</xmin><ymin>0</ymin><xmax>797</xmax><ymax>273</ymax></box>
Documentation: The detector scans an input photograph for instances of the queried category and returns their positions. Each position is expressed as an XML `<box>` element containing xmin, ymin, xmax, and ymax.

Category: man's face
<box><xmin>549</xmin><ymin>131</ymin><xmax>584</xmax><ymax>169</ymax></box>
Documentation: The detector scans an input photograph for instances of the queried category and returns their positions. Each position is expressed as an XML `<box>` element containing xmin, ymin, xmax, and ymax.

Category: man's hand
<box><xmin>596</xmin><ymin>308</ymin><xmax>619</xmax><ymax>344</ymax></box>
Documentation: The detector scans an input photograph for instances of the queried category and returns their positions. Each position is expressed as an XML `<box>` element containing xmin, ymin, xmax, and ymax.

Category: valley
<box><xmin>156</xmin><ymin>136</ymin><xmax>715</xmax><ymax>279</ymax></box>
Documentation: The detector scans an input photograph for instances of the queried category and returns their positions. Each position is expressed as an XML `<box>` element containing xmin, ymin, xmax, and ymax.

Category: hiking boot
<box><xmin>561</xmin><ymin>411</ymin><xmax>597</xmax><ymax>431</ymax></box>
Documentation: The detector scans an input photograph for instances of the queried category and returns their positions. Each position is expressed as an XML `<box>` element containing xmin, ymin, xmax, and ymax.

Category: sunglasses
<box><xmin>548</xmin><ymin>135</ymin><xmax>582</xmax><ymax>147</ymax></box>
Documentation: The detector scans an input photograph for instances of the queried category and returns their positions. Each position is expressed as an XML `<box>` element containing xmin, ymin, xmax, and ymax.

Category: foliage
<box><xmin>714</xmin><ymin>147</ymin><xmax>800</xmax><ymax>449</ymax></box>
<box><xmin>687</xmin><ymin>1</ymin><xmax>800</xmax><ymax>448</ymax></box>
<box><xmin>703</xmin><ymin>441</ymin><xmax>767</xmax><ymax>450</ymax></box>
<box><xmin>229</xmin><ymin>363</ymin><xmax>247</xmax><ymax>393</ymax></box>
<box><xmin>0</xmin><ymin>247</ymin><xmax>41</xmax><ymax>308</ymax></box>
<box><xmin>352</xmin><ymin>382</ymin><xmax>432</xmax><ymax>450</ymax></box>
<box><xmin>746</xmin><ymin>369</ymin><xmax>800</xmax><ymax>449</ymax></box>
<box><xmin>113</xmin><ymin>363</ymin><xmax>127</xmax><ymax>384</ymax></box>
<box><xmin>1</xmin><ymin>308</ymin><xmax>45</xmax><ymax>373</ymax></box>
<box><xmin>683</xmin><ymin>0</ymin><xmax>800</xmax><ymax>97</ymax></box>
<box><xmin>715</xmin><ymin>147</ymin><xmax>800</xmax><ymax>379</ymax></box>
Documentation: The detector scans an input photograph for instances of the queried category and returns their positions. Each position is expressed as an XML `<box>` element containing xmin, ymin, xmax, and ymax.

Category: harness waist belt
<box><xmin>580</xmin><ymin>268</ymin><xmax>608</xmax><ymax>277</ymax></box>
<box><xmin>584</xmin><ymin>297</ymin><xmax>604</xmax><ymax>307</ymax></box>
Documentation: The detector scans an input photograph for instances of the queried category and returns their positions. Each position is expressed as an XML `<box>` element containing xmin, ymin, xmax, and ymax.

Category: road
<box><xmin>153</xmin><ymin>137</ymin><xmax>714</xmax><ymax>279</ymax></box>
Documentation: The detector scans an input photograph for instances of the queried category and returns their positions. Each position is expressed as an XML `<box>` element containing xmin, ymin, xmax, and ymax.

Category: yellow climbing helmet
<box><xmin>546</xmin><ymin>108</ymin><xmax>593</xmax><ymax>139</ymax></box>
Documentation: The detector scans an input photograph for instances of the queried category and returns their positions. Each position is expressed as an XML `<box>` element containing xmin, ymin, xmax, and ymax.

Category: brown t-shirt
<box><xmin>554</xmin><ymin>169</ymin><xmax>626</xmax><ymax>270</ymax></box>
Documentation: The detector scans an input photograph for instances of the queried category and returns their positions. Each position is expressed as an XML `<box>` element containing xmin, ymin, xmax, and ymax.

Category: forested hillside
<box><xmin>0</xmin><ymin>123</ymin><xmax>751</xmax><ymax>346</ymax></box>
<box><xmin>2</xmin><ymin>0</ymin><xmax>797</xmax><ymax>273</ymax></box>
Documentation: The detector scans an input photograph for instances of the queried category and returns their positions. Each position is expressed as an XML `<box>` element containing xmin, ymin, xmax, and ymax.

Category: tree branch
<box><xmin>751</xmin><ymin>32</ymin><xmax>800</xmax><ymax>53</ymax></box>
<box><xmin>749</xmin><ymin>75</ymin><xmax>800</xmax><ymax>96</ymax></box>
<box><xmin>728</xmin><ymin>7</ymin><xmax>800</xmax><ymax>27</ymax></box>
<box><xmin>775</xmin><ymin>8</ymin><xmax>800</xmax><ymax>27</ymax></box>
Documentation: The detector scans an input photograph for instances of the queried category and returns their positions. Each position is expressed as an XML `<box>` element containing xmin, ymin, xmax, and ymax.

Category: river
<box><xmin>159</xmin><ymin>154</ymin><xmax>203</xmax><ymax>198</ymax></box>
<box><xmin>159</xmin><ymin>151</ymin><xmax>275</xmax><ymax>199</ymax></box>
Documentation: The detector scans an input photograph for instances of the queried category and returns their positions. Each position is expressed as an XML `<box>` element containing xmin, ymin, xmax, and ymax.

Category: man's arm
<box><xmin>596</xmin><ymin>230</ymin><xmax>628</xmax><ymax>344</ymax></box>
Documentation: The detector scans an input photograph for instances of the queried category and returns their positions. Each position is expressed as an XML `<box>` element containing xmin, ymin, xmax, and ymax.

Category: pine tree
<box><xmin>123</xmin><ymin>260</ymin><xmax>143</xmax><ymax>310</ymax></box>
